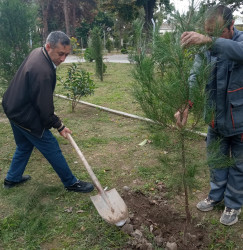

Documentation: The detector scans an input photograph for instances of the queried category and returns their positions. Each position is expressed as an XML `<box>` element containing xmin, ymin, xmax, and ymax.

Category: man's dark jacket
<box><xmin>2</xmin><ymin>47</ymin><xmax>62</xmax><ymax>137</ymax></box>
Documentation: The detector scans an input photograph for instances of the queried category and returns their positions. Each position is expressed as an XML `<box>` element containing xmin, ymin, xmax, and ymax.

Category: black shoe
<box><xmin>3</xmin><ymin>175</ymin><xmax>31</xmax><ymax>189</ymax></box>
<box><xmin>65</xmin><ymin>180</ymin><xmax>94</xmax><ymax>193</ymax></box>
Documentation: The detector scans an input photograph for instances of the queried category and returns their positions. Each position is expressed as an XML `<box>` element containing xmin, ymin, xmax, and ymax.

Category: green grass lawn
<box><xmin>0</xmin><ymin>62</ymin><xmax>242</xmax><ymax>249</ymax></box>
<box><xmin>56</xmin><ymin>62</ymin><xmax>143</xmax><ymax>116</ymax></box>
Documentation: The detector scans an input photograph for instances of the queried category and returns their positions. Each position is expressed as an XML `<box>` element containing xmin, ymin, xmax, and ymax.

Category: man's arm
<box><xmin>212</xmin><ymin>38</ymin><xmax>243</xmax><ymax>62</ymax></box>
<box><xmin>181</xmin><ymin>31</ymin><xmax>243</xmax><ymax>62</ymax></box>
<box><xmin>181</xmin><ymin>32</ymin><xmax>212</xmax><ymax>47</ymax></box>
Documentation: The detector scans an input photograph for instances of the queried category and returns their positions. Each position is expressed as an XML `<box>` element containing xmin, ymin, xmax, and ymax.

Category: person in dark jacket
<box><xmin>2</xmin><ymin>31</ymin><xmax>94</xmax><ymax>193</ymax></box>
<box><xmin>175</xmin><ymin>5</ymin><xmax>243</xmax><ymax>225</ymax></box>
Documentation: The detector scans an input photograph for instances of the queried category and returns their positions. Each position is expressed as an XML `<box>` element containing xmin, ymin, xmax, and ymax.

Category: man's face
<box><xmin>205</xmin><ymin>16</ymin><xmax>234</xmax><ymax>39</ymax></box>
<box><xmin>45</xmin><ymin>42</ymin><xmax>71</xmax><ymax>66</ymax></box>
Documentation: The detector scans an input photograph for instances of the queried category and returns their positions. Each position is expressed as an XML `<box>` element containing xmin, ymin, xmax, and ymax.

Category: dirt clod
<box><xmin>154</xmin><ymin>236</ymin><xmax>164</xmax><ymax>247</ymax></box>
<box><xmin>131</xmin><ymin>229</ymin><xmax>143</xmax><ymax>239</ymax></box>
<box><xmin>121</xmin><ymin>224</ymin><xmax>134</xmax><ymax>235</ymax></box>
<box><xmin>166</xmin><ymin>242</ymin><xmax>178</xmax><ymax>250</ymax></box>
<box><xmin>123</xmin><ymin>186</ymin><xmax>131</xmax><ymax>192</ymax></box>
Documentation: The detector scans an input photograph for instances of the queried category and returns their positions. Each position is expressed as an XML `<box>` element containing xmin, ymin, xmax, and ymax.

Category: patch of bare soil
<box><xmin>122</xmin><ymin>189</ymin><xmax>209</xmax><ymax>249</ymax></box>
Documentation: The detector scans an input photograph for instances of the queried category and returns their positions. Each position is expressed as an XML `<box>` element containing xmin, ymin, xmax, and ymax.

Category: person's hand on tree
<box><xmin>181</xmin><ymin>31</ymin><xmax>212</xmax><ymax>47</ymax></box>
<box><xmin>174</xmin><ymin>107</ymin><xmax>189</xmax><ymax>128</ymax></box>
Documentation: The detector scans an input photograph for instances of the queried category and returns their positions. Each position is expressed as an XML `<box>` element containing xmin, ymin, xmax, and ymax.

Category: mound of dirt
<box><xmin>122</xmin><ymin>190</ymin><xmax>209</xmax><ymax>249</ymax></box>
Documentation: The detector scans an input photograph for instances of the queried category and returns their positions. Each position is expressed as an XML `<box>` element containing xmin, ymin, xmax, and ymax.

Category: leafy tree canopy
<box><xmin>0</xmin><ymin>0</ymin><xmax>38</xmax><ymax>91</ymax></box>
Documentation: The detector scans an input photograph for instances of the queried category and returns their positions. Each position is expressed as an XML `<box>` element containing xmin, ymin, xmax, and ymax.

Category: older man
<box><xmin>176</xmin><ymin>5</ymin><xmax>243</xmax><ymax>225</ymax></box>
<box><xmin>2</xmin><ymin>31</ymin><xmax>94</xmax><ymax>193</ymax></box>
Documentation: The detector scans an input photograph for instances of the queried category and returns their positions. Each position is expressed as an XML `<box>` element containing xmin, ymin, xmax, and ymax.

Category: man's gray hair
<box><xmin>206</xmin><ymin>5</ymin><xmax>233</xmax><ymax>30</ymax></box>
<box><xmin>46</xmin><ymin>31</ymin><xmax>70</xmax><ymax>48</ymax></box>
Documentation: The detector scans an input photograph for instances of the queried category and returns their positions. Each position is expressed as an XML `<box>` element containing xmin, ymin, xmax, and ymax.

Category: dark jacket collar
<box><xmin>42</xmin><ymin>47</ymin><xmax>56</xmax><ymax>71</ymax></box>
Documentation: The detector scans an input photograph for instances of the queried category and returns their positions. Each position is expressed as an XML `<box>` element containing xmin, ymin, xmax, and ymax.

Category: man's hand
<box><xmin>181</xmin><ymin>31</ymin><xmax>212</xmax><ymax>47</ymax></box>
<box><xmin>174</xmin><ymin>107</ymin><xmax>189</xmax><ymax>128</ymax></box>
<box><xmin>59</xmin><ymin>127</ymin><xmax>72</xmax><ymax>138</ymax></box>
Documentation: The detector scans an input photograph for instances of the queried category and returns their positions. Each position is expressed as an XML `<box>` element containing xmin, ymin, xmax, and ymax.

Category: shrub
<box><xmin>84</xmin><ymin>48</ymin><xmax>94</xmax><ymax>62</ymax></box>
<box><xmin>121</xmin><ymin>48</ymin><xmax>128</xmax><ymax>54</ymax></box>
<box><xmin>73</xmin><ymin>48</ymin><xmax>82</xmax><ymax>56</ymax></box>
<box><xmin>103</xmin><ymin>63</ymin><xmax>107</xmax><ymax>74</ymax></box>
<box><xmin>106</xmin><ymin>39</ymin><xmax>113</xmax><ymax>53</ymax></box>
<box><xmin>59</xmin><ymin>63</ymin><xmax>95</xmax><ymax>112</ymax></box>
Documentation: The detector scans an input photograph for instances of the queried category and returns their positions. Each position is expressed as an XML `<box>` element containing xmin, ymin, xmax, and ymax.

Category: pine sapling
<box><xmin>90</xmin><ymin>27</ymin><xmax>106</xmax><ymax>81</ymax></box>
<box><xmin>131</xmin><ymin>4</ymin><xmax>211</xmax><ymax>235</ymax></box>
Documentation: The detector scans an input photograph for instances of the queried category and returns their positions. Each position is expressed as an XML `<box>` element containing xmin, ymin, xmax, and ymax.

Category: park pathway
<box><xmin>64</xmin><ymin>53</ymin><xmax>130</xmax><ymax>64</ymax></box>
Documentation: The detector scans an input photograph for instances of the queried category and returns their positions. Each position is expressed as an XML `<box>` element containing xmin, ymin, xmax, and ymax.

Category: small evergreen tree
<box><xmin>0</xmin><ymin>0</ymin><xmax>38</xmax><ymax>95</ymax></box>
<box><xmin>131</xmin><ymin>4</ymin><xmax>211</xmax><ymax>238</ymax></box>
<box><xmin>90</xmin><ymin>27</ymin><xmax>105</xmax><ymax>81</ymax></box>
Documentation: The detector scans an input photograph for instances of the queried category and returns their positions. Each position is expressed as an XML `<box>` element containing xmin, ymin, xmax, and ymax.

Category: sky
<box><xmin>171</xmin><ymin>0</ymin><xmax>243</xmax><ymax>16</ymax></box>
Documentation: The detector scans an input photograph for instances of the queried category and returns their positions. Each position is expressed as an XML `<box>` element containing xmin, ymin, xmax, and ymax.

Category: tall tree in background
<box><xmin>36</xmin><ymin>0</ymin><xmax>97</xmax><ymax>40</ymax></box>
<box><xmin>102</xmin><ymin>0</ymin><xmax>172</xmax><ymax>46</ymax></box>
<box><xmin>216</xmin><ymin>0</ymin><xmax>242</xmax><ymax>11</ymax></box>
<box><xmin>102</xmin><ymin>0</ymin><xmax>139</xmax><ymax>22</ymax></box>
<box><xmin>62</xmin><ymin>0</ymin><xmax>97</xmax><ymax>36</ymax></box>
<box><xmin>37</xmin><ymin>0</ymin><xmax>50</xmax><ymax>42</ymax></box>
<box><xmin>63</xmin><ymin>0</ymin><xmax>70</xmax><ymax>36</ymax></box>
<box><xmin>0</xmin><ymin>0</ymin><xmax>38</xmax><ymax>92</ymax></box>
<box><xmin>136</xmin><ymin>0</ymin><xmax>171</xmax><ymax>29</ymax></box>
<box><xmin>102</xmin><ymin>0</ymin><xmax>140</xmax><ymax>48</ymax></box>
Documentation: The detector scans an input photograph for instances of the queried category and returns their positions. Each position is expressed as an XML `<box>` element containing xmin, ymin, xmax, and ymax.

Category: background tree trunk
<box><xmin>63</xmin><ymin>0</ymin><xmax>70</xmax><ymax>36</ymax></box>
<box><xmin>39</xmin><ymin>0</ymin><xmax>50</xmax><ymax>42</ymax></box>
<box><xmin>143</xmin><ymin>0</ymin><xmax>156</xmax><ymax>30</ymax></box>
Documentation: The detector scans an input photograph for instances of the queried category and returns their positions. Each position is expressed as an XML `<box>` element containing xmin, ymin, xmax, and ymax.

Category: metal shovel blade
<box><xmin>90</xmin><ymin>188</ymin><xmax>128</xmax><ymax>226</ymax></box>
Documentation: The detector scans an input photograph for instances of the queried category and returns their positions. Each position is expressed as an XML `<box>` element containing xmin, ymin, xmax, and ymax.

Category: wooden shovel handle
<box><xmin>66</xmin><ymin>133</ymin><xmax>105</xmax><ymax>194</ymax></box>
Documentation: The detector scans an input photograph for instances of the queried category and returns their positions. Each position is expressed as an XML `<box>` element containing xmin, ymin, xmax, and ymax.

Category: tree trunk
<box><xmin>69</xmin><ymin>0</ymin><xmax>79</xmax><ymax>37</ymax></box>
<box><xmin>71</xmin><ymin>5</ymin><xmax>76</xmax><ymax>36</ymax></box>
<box><xmin>143</xmin><ymin>0</ymin><xmax>156</xmax><ymax>30</ymax></box>
<box><xmin>63</xmin><ymin>0</ymin><xmax>70</xmax><ymax>36</ymax></box>
<box><xmin>40</xmin><ymin>0</ymin><xmax>49</xmax><ymax>42</ymax></box>
<box><xmin>180</xmin><ymin>130</ymin><xmax>191</xmax><ymax>245</ymax></box>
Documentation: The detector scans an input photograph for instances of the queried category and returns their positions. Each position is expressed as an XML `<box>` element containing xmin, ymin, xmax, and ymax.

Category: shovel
<box><xmin>67</xmin><ymin>133</ymin><xmax>128</xmax><ymax>226</ymax></box>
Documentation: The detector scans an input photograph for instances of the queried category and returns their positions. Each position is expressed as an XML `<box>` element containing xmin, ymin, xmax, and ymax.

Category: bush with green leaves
<box><xmin>70</xmin><ymin>37</ymin><xmax>82</xmax><ymax>56</ymax></box>
<box><xmin>106</xmin><ymin>39</ymin><xmax>113</xmax><ymax>53</ymax></box>
<box><xmin>121</xmin><ymin>48</ymin><xmax>128</xmax><ymax>54</ymax></box>
<box><xmin>60</xmin><ymin>63</ymin><xmax>95</xmax><ymax>112</ymax></box>
<box><xmin>84</xmin><ymin>48</ymin><xmax>94</xmax><ymax>62</ymax></box>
